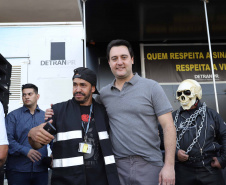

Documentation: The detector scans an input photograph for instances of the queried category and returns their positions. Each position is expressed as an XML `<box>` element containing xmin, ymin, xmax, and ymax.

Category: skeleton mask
<box><xmin>176</xmin><ymin>79</ymin><xmax>202</xmax><ymax>110</ymax></box>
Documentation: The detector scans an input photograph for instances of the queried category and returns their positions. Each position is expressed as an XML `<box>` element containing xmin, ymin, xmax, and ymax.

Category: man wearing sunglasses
<box><xmin>173</xmin><ymin>79</ymin><xmax>226</xmax><ymax>185</ymax></box>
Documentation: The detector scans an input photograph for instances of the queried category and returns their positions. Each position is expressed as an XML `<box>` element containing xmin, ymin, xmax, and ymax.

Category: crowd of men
<box><xmin>0</xmin><ymin>39</ymin><xmax>226</xmax><ymax>185</ymax></box>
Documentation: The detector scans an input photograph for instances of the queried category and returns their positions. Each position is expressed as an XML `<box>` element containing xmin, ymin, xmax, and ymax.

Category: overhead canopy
<box><xmin>84</xmin><ymin>0</ymin><xmax>226</xmax><ymax>43</ymax></box>
<box><xmin>0</xmin><ymin>0</ymin><xmax>82</xmax><ymax>22</ymax></box>
<box><xmin>0</xmin><ymin>0</ymin><xmax>225</xmax><ymax>43</ymax></box>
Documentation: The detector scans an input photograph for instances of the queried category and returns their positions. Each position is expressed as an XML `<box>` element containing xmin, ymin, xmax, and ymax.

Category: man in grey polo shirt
<box><xmin>95</xmin><ymin>39</ymin><xmax>176</xmax><ymax>185</ymax></box>
<box><xmin>44</xmin><ymin>40</ymin><xmax>176</xmax><ymax>185</ymax></box>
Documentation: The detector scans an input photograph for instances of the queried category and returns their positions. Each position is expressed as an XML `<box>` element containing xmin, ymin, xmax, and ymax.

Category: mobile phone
<box><xmin>43</xmin><ymin>122</ymin><xmax>56</xmax><ymax>135</ymax></box>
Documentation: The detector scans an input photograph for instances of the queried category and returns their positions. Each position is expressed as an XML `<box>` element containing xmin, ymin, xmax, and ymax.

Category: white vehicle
<box><xmin>0</xmin><ymin>22</ymin><xmax>83</xmax><ymax>112</ymax></box>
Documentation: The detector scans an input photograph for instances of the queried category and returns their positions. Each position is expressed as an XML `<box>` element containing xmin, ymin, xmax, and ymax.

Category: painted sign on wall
<box><xmin>143</xmin><ymin>44</ymin><xmax>226</xmax><ymax>83</ymax></box>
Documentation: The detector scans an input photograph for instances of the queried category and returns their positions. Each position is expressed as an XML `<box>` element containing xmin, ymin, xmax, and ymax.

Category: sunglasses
<box><xmin>177</xmin><ymin>90</ymin><xmax>191</xmax><ymax>97</ymax></box>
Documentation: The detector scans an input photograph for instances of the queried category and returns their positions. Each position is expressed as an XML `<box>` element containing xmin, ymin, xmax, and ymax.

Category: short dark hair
<box><xmin>22</xmin><ymin>83</ymin><xmax>38</xmax><ymax>94</ymax></box>
<box><xmin>106</xmin><ymin>39</ymin><xmax>134</xmax><ymax>61</ymax></box>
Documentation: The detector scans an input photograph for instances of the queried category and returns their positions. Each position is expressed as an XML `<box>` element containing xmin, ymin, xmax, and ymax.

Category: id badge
<box><xmin>78</xmin><ymin>142</ymin><xmax>92</xmax><ymax>154</ymax></box>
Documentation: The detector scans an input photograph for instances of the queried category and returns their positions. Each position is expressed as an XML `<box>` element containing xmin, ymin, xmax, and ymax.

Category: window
<box><xmin>7</xmin><ymin>58</ymin><xmax>29</xmax><ymax>113</ymax></box>
<box><xmin>51</xmin><ymin>42</ymin><xmax>65</xmax><ymax>60</ymax></box>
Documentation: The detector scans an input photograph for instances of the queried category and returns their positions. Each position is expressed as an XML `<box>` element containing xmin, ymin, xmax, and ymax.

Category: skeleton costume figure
<box><xmin>173</xmin><ymin>79</ymin><xmax>226</xmax><ymax>185</ymax></box>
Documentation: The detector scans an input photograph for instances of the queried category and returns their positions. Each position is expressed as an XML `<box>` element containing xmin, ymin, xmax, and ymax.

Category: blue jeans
<box><xmin>6</xmin><ymin>171</ymin><xmax>48</xmax><ymax>185</ymax></box>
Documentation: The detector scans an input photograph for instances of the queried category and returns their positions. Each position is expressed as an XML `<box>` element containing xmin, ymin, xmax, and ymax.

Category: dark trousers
<box><xmin>0</xmin><ymin>166</ymin><xmax>4</xmax><ymax>185</ymax></box>
<box><xmin>0</xmin><ymin>172</ymin><xmax>3</xmax><ymax>185</ymax></box>
<box><xmin>175</xmin><ymin>163</ymin><xmax>225</xmax><ymax>185</ymax></box>
<box><xmin>6</xmin><ymin>171</ymin><xmax>48</xmax><ymax>185</ymax></box>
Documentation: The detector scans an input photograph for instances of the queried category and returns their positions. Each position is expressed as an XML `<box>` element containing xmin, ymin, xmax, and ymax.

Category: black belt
<box><xmin>188</xmin><ymin>153</ymin><xmax>215</xmax><ymax>163</ymax></box>
<box><xmin>188</xmin><ymin>155</ymin><xmax>206</xmax><ymax>163</ymax></box>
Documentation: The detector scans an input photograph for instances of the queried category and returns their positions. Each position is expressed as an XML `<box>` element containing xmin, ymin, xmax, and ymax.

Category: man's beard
<box><xmin>74</xmin><ymin>90</ymin><xmax>92</xmax><ymax>104</ymax></box>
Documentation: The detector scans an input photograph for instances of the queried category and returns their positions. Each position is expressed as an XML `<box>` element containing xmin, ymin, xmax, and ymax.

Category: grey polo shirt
<box><xmin>96</xmin><ymin>73</ymin><xmax>173</xmax><ymax>166</ymax></box>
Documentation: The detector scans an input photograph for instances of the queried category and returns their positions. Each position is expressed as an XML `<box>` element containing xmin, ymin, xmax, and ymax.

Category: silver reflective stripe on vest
<box><xmin>98</xmin><ymin>131</ymin><xmax>109</xmax><ymax>140</ymax></box>
<box><xmin>56</xmin><ymin>130</ymin><xmax>82</xmax><ymax>141</ymax></box>
<box><xmin>53</xmin><ymin>156</ymin><xmax>84</xmax><ymax>168</ymax></box>
<box><xmin>104</xmin><ymin>155</ymin><xmax>115</xmax><ymax>165</ymax></box>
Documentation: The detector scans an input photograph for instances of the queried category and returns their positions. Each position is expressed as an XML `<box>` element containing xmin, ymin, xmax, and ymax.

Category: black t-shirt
<box><xmin>80</xmin><ymin>105</ymin><xmax>108</xmax><ymax>185</ymax></box>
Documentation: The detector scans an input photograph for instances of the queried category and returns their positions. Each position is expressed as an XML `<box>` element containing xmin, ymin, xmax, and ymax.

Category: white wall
<box><xmin>0</xmin><ymin>23</ymin><xmax>83</xmax><ymax>112</ymax></box>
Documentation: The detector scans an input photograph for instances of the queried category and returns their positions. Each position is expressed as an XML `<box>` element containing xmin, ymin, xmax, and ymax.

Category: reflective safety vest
<box><xmin>51</xmin><ymin>98</ymin><xmax>120</xmax><ymax>185</ymax></box>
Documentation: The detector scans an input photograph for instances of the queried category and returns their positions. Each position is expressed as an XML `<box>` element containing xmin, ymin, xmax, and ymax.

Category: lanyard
<box><xmin>82</xmin><ymin>104</ymin><xmax>93</xmax><ymax>142</ymax></box>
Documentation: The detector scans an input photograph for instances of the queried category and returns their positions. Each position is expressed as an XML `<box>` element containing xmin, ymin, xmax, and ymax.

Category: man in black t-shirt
<box><xmin>28</xmin><ymin>67</ymin><xmax>120</xmax><ymax>185</ymax></box>
<box><xmin>80</xmin><ymin>106</ymin><xmax>108</xmax><ymax>184</ymax></box>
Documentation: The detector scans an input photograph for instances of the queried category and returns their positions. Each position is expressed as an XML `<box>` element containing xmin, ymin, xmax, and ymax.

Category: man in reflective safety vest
<box><xmin>28</xmin><ymin>67</ymin><xmax>120</xmax><ymax>185</ymax></box>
